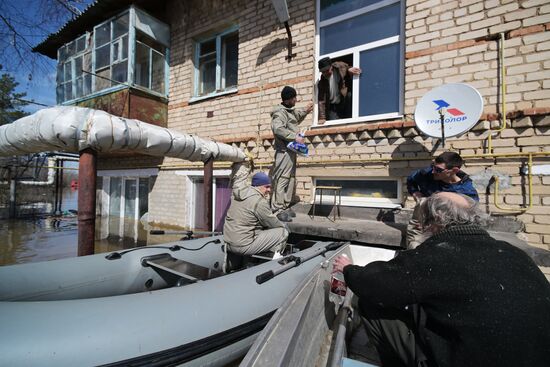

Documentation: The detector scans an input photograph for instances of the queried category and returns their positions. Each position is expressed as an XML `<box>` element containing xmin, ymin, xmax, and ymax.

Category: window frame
<box><xmin>314</xmin><ymin>0</ymin><xmax>405</xmax><ymax>127</ymax></box>
<box><xmin>312</xmin><ymin>177</ymin><xmax>402</xmax><ymax>208</ymax></box>
<box><xmin>92</xmin><ymin>11</ymin><xmax>130</xmax><ymax>94</ymax></box>
<box><xmin>56</xmin><ymin>6</ymin><xmax>170</xmax><ymax>105</ymax></box>
<box><xmin>57</xmin><ymin>33</ymin><xmax>91</xmax><ymax>102</ymax></box>
<box><xmin>191</xmin><ymin>26</ymin><xmax>239</xmax><ymax>102</ymax></box>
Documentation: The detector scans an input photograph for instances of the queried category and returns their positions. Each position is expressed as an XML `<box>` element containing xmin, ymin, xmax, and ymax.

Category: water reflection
<box><xmin>0</xmin><ymin>211</ymin><xmax>197</xmax><ymax>266</ymax></box>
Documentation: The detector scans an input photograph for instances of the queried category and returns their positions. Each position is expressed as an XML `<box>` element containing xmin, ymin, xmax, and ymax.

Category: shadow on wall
<box><xmin>256</xmin><ymin>38</ymin><xmax>288</xmax><ymax>67</ymax></box>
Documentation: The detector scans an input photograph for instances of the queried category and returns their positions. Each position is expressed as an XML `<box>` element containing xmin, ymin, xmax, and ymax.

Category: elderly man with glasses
<box><xmin>405</xmin><ymin>151</ymin><xmax>478</xmax><ymax>248</ymax></box>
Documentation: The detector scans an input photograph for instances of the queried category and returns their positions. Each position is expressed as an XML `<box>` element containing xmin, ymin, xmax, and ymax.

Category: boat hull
<box><xmin>0</xmin><ymin>237</ymin><xmax>342</xmax><ymax>366</ymax></box>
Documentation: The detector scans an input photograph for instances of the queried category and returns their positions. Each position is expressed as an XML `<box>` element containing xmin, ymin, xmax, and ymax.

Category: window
<box><xmin>93</xmin><ymin>12</ymin><xmax>130</xmax><ymax>92</ymax></box>
<box><xmin>56</xmin><ymin>7</ymin><xmax>169</xmax><ymax>104</ymax></box>
<box><xmin>314</xmin><ymin>178</ymin><xmax>402</xmax><ymax>208</ymax></box>
<box><xmin>194</xmin><ymin>29</ymin><xmax>239</xmax><ymax>98</ymax></box>
<box><xmin>135</xmin><ymin>32</ymin><xmax>166</xmax><ymax>94</ymax></box>
<box><xmin>57</xmin><ymin>34</ymin><xmax>92</xmax><ymax>102</ymax></box>
<box><xmin>317</xmin><ymin>0</ymin><xmax>404</xmax><ymax>124</ymax></box>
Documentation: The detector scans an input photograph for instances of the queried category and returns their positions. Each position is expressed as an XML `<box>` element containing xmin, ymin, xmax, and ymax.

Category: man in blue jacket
<box><xmin>406</xmin><ymin>151</ymin><xmax>478</xmax><ymax>248</ymax></box>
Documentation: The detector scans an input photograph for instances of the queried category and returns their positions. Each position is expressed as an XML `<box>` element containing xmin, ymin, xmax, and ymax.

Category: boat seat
<box><xmin>141</xmin><ymin>253</ymin><xmax>221</xmax><ymax>286</ymax></box>
<box><xmin>224</xmin><ymin>251</ymin><xmax>275</xmax><ymax>273</ymax></box>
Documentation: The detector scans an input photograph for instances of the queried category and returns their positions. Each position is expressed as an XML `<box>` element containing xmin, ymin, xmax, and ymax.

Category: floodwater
<box><xmin>0</xmin><ymin>188</ymin><xmax>184</xmax><ymax>267</ymax></box>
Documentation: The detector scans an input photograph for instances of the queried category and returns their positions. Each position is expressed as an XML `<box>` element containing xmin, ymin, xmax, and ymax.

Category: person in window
<box><xmin>317</xmin><ymin>56</ymin><xmax>362</xmax><ymax>124</ymax></box>
<box><xmin>224</xmin><ymin>162</ymin><xmax>288</xmax><ymax>258</ymax></box>
<box><xmin>406</xmin><ymin>151</ymin><xmax>478</xmax><ymax>248</ymax></box>
<box><xmin>270</xmin><ymin>86</ymin><xmax>313</xmax><ymax>222</ymax></box>
<box><xmin>333</xmin><ymin>192</ymin><xmax>550</xmax><ymax>367</ymax></box>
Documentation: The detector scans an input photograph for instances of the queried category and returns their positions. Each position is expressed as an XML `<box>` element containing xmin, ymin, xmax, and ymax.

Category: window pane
<box><xmin>135</xmin><ymin>42</ymin><xmax>151</xmax><ymax>88</ymax></box>
<box><xmin>95</xmin><ymin>44</ymin><xmax>110</xmax><ymax>69</ymax></box>
<box><xmin>222</xmin><ymin>32</ymin><xmax>238</xmax><ymax>89</ymax></box>
<box><xmin>320</xmin><ymin>2</ymin><xmax>400</xmax><ymax>54</ymax></box>
<box><xmin>64</xmin><ymin>82</ymin><xmax>73</xmax><ymax>101</ymax></box>
<box><xmin>57</xmin><ymin>63</ymin><xmax>64</xmax><ymax>84</ymax></box>
<box><xmin>95</xmin><ymin>22</ymin><xmax>111</xmax><ymax>47</ymax></box>
<box><xmin>109</xmin><ymin>178</ymin><xmax>122</xmax><ymax>216</ymax></box>
<box><xmin>124</xmin><ymin>180</ymin><xmax>137</xmax><ymax>219</ymax></box>
<box><xmin>76</xmin><ymin>35</ymin><xmax>87</xmax><ymax>52</ymax></box>
<box><xmin>83</xmin><ymin>52</ymin><xmax>92</xmax><ymax>73</ymax></box>
<box><xmin>83</xmin><ymin>74</ymin><xmax>92</xmax><ymax>96</ymax></box>
<box><xmin>317</xmin><ymin>179</ymin><xmax>398</xmax><ymax>199</ymax></box>
<box><xmin>138</xmin><ymin>178</ymin><xmax>149</xmax><ymax>218</ymax></box>
<box><xmin>56</xmin><ymin>84</ymin><xmax>64</xmax><ymax>103</ymax></box>
<box><xmin>199</xmin><ymin>55</ymin><xmax>216</xmax><ymax>95</ymax></box>
<box><xmin>74</xmin><ymin>56</ymin><xmax>83</xmax><ymax>78</ymax></box>
<box><xmin>320</xmin><ymin>0</ymin><xmax>381</xmax><ymax>21</ymax></box>
<box><xmin>151</xmin><ymin>50</ymin><xmax>165</xmax><ymax>94</ymax></box>
<box><xmin>121</xmin><ymin>35</ymin><xmax>128</xmax><ymax>60</ymax></box>
<box><xmin>95</xmin><ymin>68</ymin><xmax>111</xmax><ymax>91</ymax></box>
<box><xmin>113</xmin><ymin>13</ymin><xmax>129</xmax><ymax>39</ymax></box>
<box><xmin>136</xmin><ymin>31</ymin><xmax>164</xmax><ymax>53</ymax></box>
<box><xmin>59</xmin><ymin>46</ymin><xmax>67</xmax><ymax>62</ymax></box>
<box><xmin>75</xmin><ymin>77</ymin><xmax>83</xmax><ymax>98</ymax></box>
<box><xmin>66</xmin><ymin>41</ymin><xmax>76</xmax><ymax>58</ymax></box>
<box><xmin>200</xmin><ymin>39</ymin><xmax>216</xmax><ymax>56</ymax></box>
<box><xmin>63</xmin><ymin>62</ymin><xmax>72</xmax><ymax>83</ymax></box>
<box><xmin>112</xmin><ymin>61</ymin><xmax>128</xmax><ymax>84</ymax></box>
<box><xmin>359</xmin><ymin>42</ymin><xmax>400</xmax><ymax>116</ymax></box>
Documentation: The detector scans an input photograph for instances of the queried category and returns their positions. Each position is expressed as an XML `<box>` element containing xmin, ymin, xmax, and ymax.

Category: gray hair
<box><xmin>420</xmin><ymin>193</ymin><xmax>486</xmax><ymax>231</ymax></box>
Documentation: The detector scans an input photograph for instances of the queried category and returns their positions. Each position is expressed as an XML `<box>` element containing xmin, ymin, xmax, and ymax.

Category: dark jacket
<box><xmin>344</xmin><ymin>225</ymin><xmax>550</xmax><ymax>367</ymax></box>
<box><xmin>317</xmin><ymin>61</ymin><xmax>352</xmax><ymax>121</ymax></box>
<box><xmin>407</xmin><ymin>166</ymin><xmax>479</xmax><ymax>201</ymax></box>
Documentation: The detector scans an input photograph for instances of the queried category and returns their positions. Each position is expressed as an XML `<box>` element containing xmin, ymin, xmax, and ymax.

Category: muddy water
<box><xmin>0</xmin><ymin>186</ymin><xmax>187</xmax><ymax>266</ymax></box>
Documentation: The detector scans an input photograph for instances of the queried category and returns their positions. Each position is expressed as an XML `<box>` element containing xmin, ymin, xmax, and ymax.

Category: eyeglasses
<box><xmin>432</xmin><ymin>164</ymin><xmax>448</xmax><ymax>173</ymax></box>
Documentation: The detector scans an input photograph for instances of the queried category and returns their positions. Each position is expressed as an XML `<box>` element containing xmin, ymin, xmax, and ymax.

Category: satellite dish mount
<box><xmin>271</xmin><ymin>0</ymin><xmax>296</xmax><ymax>62</ymax></box>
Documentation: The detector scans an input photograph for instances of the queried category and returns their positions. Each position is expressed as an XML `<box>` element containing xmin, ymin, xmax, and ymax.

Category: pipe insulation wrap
<box><xmin>0</xmin><ymin>106</ymin><xmax>246</xmax><ymax>163</ymax></box>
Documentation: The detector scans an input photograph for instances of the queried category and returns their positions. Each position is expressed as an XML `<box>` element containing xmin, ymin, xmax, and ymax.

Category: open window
<box><xmin>316</xmin><ymin>0</ymin><xmax>404</xmax><ymax>125</ymax></box>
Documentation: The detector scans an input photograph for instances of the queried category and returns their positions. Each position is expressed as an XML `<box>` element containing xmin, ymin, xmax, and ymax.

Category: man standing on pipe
<box><xmin>269</xmin><ymin>86</ymin><xmax>313</xmax><ymax>222</ymax></box>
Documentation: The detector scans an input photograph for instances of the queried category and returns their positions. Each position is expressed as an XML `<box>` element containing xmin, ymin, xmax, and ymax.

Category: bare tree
<box><xmin>0</xmin><ymin>0</ymin><xmax>90</xmax><ymax>81</ymax></box>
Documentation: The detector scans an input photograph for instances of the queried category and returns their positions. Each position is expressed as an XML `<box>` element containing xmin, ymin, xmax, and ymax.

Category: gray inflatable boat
<box><xmin>0</xmin><ymin>236</ymin><xmax>345</xmax><ymax>367</ymax></box>
<box><xmin>241</xmin><ymin>244</ymin><xmax>396</xmax><ymax>367</ymax></box>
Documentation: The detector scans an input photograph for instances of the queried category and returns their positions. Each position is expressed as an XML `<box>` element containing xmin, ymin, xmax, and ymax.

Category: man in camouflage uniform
<box><xmin>269</xmin><ymin>86</ymin><xmax>313</xmax><ymax>222</ymax></box>
<box><xmin>223</xmin><ymin>162</ymin><xmax>288</xmax><ymax>257</ymax></box>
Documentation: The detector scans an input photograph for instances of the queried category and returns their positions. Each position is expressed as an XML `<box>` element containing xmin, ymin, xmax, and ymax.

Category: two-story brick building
<box><xmin>35</xmin><ymin>0</ymin><xmax>550</xmax><ymax>249</ymax></box>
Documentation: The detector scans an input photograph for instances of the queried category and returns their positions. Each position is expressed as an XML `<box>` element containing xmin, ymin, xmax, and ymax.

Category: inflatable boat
<box><xmin>241</xmin><ymin>244</ymin><xmax>396</xmax><ymax>367</ymax></box>
<box><xmin>0</xmin><ymin>236</ymin><xmax>348</xmax><ymax>366</ymax></box>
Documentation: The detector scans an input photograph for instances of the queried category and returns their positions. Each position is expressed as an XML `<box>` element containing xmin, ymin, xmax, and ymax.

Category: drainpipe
<box><xmin>203</xmin><ymin>158</ymin><xmax>214</xmax><ymax>232</ymax></box>
<box><xmin>78</xmin><ymin>148</ymin><xmax>97</xmax><ymax>256</ymax></box>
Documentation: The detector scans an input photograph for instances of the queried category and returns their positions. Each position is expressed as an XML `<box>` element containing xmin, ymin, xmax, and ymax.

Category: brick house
<box><xmin>35</xmin><ymin>0</ymin><xmax>550</xmax><ymax>249</ymax></box>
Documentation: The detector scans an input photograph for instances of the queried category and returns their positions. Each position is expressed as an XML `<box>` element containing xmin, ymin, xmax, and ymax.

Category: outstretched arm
<box><xmin>230</xmin><ymin>161</ymin><xmax>252</xmax><ymax>199</ymax></box>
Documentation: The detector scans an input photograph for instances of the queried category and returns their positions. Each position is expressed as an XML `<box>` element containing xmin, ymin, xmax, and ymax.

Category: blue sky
<box><xmin>1</xmin><ymin>0</ymin><xmax>93</xmax><ymax>114</ymax></box>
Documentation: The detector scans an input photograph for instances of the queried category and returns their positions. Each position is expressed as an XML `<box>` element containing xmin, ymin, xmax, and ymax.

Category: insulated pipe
<box><xmin>0</xmin><ymin>106</ymin><xmax>246</xmax><ymax>163</ymax></box>
<box><xmin>78</xmin><ymin>149</ymin><xmax>97</xmax><ymax>256</ymax></box>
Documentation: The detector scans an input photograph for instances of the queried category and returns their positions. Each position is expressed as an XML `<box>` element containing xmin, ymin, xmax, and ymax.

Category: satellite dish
<box><xmin>271</xmin><ymin>0</ymin><xmax>290</xmax><ymax>23</ymax></box>
<box><xmin>414</xmin><ymin>83</ymin><xmax>484</xmax><ymax>140</ymax></box>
